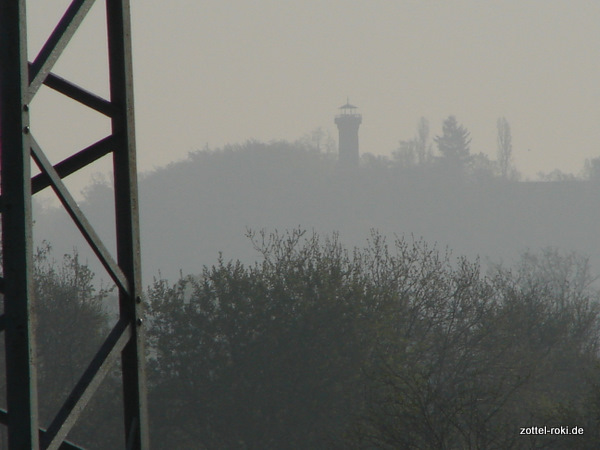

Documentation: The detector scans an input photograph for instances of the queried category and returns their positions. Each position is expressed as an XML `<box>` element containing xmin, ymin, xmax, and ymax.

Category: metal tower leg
<box><xmin>0</xmin><ymin>0</ymin><xmax>149</xmax><ymax>448</ymax></box>
<box><xmin>0</xmin><ymin>1</ymin><xmax>40</xmax><ymax>448</ymax></box>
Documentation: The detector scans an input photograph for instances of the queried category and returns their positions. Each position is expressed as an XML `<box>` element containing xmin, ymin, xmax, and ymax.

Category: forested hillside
<box><xmin>33</xmin><ymin>138</ymin><xmax>600</xmax><ymax>284</ymax></box>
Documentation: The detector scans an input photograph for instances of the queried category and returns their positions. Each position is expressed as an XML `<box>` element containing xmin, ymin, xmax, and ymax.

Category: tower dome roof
<box><xmin>339</xmin><ymin>102</ymin><xmax>357</xmax><ymax>109</ymax></box>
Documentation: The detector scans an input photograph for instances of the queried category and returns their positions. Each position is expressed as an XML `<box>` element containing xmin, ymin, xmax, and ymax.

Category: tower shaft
<box><xmin>334</xmin><ymin>101</ymin><xmax>362</xmax><ymax>167</ymax></box>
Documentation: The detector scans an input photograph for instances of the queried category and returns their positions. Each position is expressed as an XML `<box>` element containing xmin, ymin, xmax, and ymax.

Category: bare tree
<box><xmin>298</xmin><ymin>127</ymin><xmax>336</xmax><ymax>154</ymax></box>
<box><xmin>415</xmin><ymin>117</ymin><xmax>433</xmax><ymax>165</ymax></box>
<box><xmin>582</xmin><ymin>157</ymin><xmax>600</xmax><ymax>181</ymax></box>
<box><xmin>393</xmin><ymin>117</ymin><xmax>433</xmax><ymax>168</ymax></box>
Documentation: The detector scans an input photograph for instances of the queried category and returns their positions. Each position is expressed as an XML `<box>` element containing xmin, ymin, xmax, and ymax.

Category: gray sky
<box><xmin>27</xmin><ymin>1</ymin><xmax>600</xmax><ymax>185</ymax></box>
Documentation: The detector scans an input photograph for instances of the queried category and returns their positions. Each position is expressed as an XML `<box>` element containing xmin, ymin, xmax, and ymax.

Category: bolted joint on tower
<box><xmin>334</xmin><ymin>100</ymin><xmax>362</xmax><ymax>167</ymax></box>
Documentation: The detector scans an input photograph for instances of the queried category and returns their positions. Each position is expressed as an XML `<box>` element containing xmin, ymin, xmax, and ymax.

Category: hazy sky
<box><xmin>26</xmin><ymin>1</ymin><xmax>600</xmax><ymax>186</ymax></box>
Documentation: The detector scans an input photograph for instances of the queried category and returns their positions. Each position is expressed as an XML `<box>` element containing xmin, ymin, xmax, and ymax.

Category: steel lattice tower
<box><xmin>0</xmin><ymin>1</ymin><xmax>149</xmax><ymax>448</ymax></box>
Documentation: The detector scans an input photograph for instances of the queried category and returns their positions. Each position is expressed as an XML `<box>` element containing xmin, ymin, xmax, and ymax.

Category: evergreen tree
<box><xmin>434</xmin><ymin>115</ymin><xmax>472</xmax><ymax>170</ymax></box>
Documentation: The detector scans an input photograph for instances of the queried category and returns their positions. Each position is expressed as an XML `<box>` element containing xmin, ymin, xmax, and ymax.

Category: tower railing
<box><xmin>335</xmin><ymin>111</ymin><xmax>362</xmax><ymax>119</ymax></box>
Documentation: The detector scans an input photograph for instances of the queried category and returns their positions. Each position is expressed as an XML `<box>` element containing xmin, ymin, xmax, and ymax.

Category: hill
<box><xmin>32</xmin><ymin>140</ymin><xmax>600</xmax><ymax>284</ymax></box>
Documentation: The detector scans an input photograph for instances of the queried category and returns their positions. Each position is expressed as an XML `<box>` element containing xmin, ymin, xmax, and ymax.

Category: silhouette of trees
<box><xmin>349</xmin><ymin>248</ymin><xmax>600</xmax><ymax>448</ymax></box>
<box><xmin>434</xmin><ymin>115</ymin><xmax>472</xmax><ymax>170</ymax></box>
<box><xmin>297</xmin><ymin>127</ymin><xmax>337</xmax><ymax>154</ymax></box>
<box><xmin>394</xmin><ymin>117</ymin><xmax>434</xmax><ymax>168</ymax></box>
<box><xmin>146</xmin><ymin>230</ymin><xmax>600</xmax><ymax>449</ymax></box>
<box><xmin>582</xmin><ymin>157</ymin><xmax>600</xmax><ymax>181</ymax></box>
<box><xmin>393</xmin><ymin>115</ymin><xmax>524</xmax><ymax>182</ymax></box>
<box><xmin>147</xmin><ymin>229</ymin><xmax>372</xmax><ymax>448</ymax></box>
<box><xmin>537</xmin><ymin>169</ymin><xmax>577</xmax><ymax>182</ymax></box>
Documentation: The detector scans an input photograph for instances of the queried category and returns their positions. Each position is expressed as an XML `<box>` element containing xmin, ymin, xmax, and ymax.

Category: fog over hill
<box><xmin>32</xmin><ymin>140</ymin><xmax>600</xmax><ymax>285</ymax></box>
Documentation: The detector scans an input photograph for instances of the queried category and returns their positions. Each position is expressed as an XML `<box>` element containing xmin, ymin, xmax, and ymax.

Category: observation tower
<box><xmin>334</xmin><ymin>100</ymin><xmax>362</xmax><ymax>167</ymax></box>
